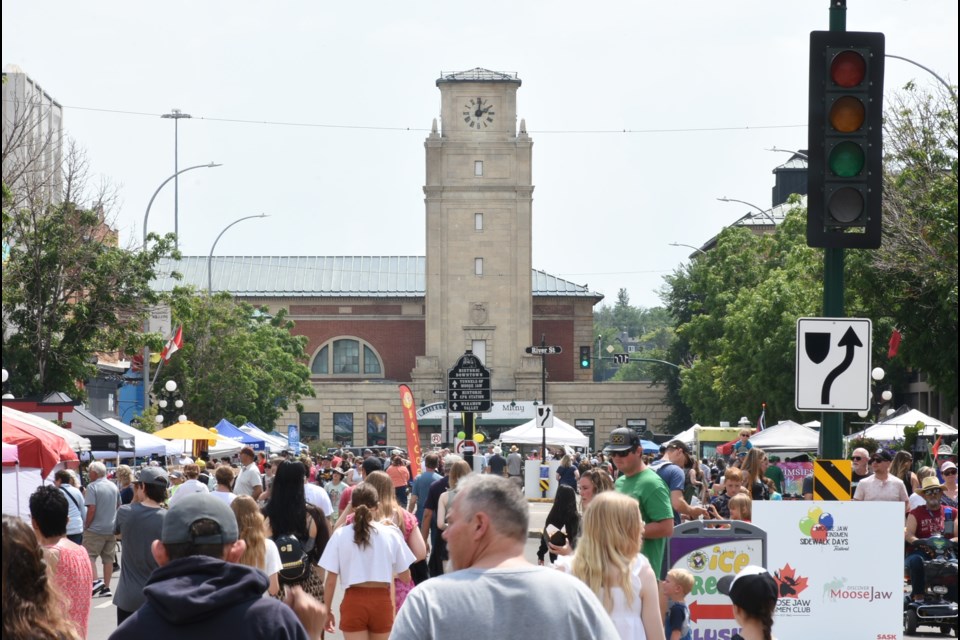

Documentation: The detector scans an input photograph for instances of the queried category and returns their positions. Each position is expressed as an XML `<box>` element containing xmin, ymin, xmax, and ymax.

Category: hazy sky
<box><xmin>3</xmin><ymin>1</ymin><xmax>957</xmax><ymax>309</ymax></box>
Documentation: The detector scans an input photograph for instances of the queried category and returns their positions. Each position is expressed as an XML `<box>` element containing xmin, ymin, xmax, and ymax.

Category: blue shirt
<box><xmin>650</xmin><ymin>460</ymin><xmax>685</xmax><ymax>524</ymax></box>
<box><xmin>410</xmin><ymin>470</ymin><xmax>442</xmax><ymax>524</ymax></box>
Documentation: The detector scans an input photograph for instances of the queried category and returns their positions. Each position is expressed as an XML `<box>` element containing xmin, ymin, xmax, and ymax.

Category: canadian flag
<box><xmin>161</xmin><ymin>325</ymin><xmax>183</xmax><ymax>361</ymax></box>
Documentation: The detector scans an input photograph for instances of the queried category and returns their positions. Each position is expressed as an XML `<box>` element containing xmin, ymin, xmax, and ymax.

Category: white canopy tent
<box><xmin>103</xmin><ymin>418</ymin><xmax>181</xmax><ymax>458</ymax></box>
<box><xmin>240</xmin><ymin>423</ymin><xmax>290</xmax><ymax>454</ymax></box>
<box><xmin>499</xmin><ymin>417</ymin><xmax>589</xmax><ymax>448</ymax></box>
<box><xmin>673</xmin><ymin>424</ymin><xmax>700</xmax><ymax>445</ymax></box>
<box><xmin>749</xmin><ymin>420</ymin><xmax>819</xmax><ymax>453</ymax></box>
<box><xmin>846</xmin><ymin>409</ymin><xmax>957</xmax><ymax>441</ymax></box>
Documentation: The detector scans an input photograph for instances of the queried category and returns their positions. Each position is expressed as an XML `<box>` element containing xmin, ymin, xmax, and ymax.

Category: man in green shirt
<box><xmin>765</xmin><ymin>456</ymin><xmax>785</xmax><ymax>495</ymax></box>
<box><xmin>606</xmin><ymin>427</ymin><xmax>674</xmax><ymax>577</ymax></box>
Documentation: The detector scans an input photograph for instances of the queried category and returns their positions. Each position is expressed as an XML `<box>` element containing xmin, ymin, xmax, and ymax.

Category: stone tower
<box><xmin>414</xmin><ymin>68</ymin><xmax>535</xmax><ymax>395</ymax></box>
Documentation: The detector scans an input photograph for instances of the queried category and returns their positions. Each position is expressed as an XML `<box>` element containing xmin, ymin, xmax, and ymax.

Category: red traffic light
<box><xmin>830</xmin><ymin>50</ymin><xmax>866</xmax><ymax>87</ymax></box>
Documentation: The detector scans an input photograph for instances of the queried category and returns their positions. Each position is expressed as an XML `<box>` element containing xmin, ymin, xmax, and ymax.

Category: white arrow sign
<box><xmin>536</xmin><ymin>405</ymin><xmax>555</xmax><ymax>429</ymax></box>
<box><xmin>796</xmin><ymin>317</ymin><xmax>872</xmax><ymax>412</ymax></box>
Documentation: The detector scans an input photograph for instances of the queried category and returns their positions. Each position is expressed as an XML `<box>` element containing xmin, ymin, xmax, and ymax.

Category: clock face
<box><xmin>463</xmin><ymin>97</ymin><xmax>495</xmax><ymax>129</ymax></box>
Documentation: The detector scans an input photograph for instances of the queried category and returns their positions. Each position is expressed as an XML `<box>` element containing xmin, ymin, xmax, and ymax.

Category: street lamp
<box><xmin>717</xmin><ymin>197</ymin><xmax>777</xmax><ymax>225</ymax></box>
<box><xmin>669</xmin><ymin>242</ymin><xmax>708</xmax><ymax>257</ymax></box>
<box><xmin>207</xmin><ymin>214</ymin><xmax>269</xmax><ymax>294</ymax></box>
<box><xmin>155</xmin><ymin>380</ymin><xmax>184</xmax><ymax>426</ymax></box>
<box><xmin>160</xmin><ymin>109</ymin><xmax>193</xmax><ymax>251</ymax></box>
<box><xmin>142</xmin><ymin>162</ymin><xmax>221</xmax><ymax>415</ymax></box>
<box><xmin>857</xmin><ymin>367</ymin><xmax>894</xmax><ymax>421</ymax></box>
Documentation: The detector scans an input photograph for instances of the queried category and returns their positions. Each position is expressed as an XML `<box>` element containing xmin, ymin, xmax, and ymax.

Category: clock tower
<box><xmin>415</xmin><ymin>68</ymin><xmax>535</xmax><ymax>395</ymax></box>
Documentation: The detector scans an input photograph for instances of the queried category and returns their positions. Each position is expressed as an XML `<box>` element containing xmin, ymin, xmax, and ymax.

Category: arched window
<box><xmin>311</xmin><ymin>338</ymin><xmax>383</xmax><ymax>378</ymax></box>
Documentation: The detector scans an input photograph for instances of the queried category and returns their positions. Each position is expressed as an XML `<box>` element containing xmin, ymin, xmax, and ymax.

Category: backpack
<box><xmin>274</xmin><ymin>505</ymin><xmax>321</xmax><ymax>585</ymax></box>
<box><xmin>275</xmin><ymin>532</ymin><xmax>313</xmax><ymax>585</ymax></box>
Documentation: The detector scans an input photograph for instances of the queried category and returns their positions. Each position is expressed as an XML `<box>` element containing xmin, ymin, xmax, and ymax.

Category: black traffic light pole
<box><xmin>821</xmin><ymin>0</ymin><xmax>847</xmax><ymax>459</ymax></box>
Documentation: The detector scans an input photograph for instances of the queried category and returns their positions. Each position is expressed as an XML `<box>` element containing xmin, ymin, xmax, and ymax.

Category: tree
<box><xmin>2</xmin><ymin>141</ymin><xmax>175</xmax><ymax>399</ymax></box>
<box><xmin>156</xmin><ymin>290</ymin><xmax>315</xmax><ymax>430</ymax></box>
<box><xmin>866</xmin><ymin>83</ymin><xmax>958</xmax><ymax>408</ymax></box>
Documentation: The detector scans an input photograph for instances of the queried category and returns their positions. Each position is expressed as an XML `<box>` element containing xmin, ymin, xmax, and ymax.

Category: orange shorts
<box><xmin>340</xmin><ymin>586</ymin><xmax>394</xmax><ymax>633</ymax></box>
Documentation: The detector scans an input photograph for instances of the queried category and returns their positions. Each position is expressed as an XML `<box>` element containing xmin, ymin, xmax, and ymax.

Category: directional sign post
<box><xmin>796</xmin><ymin>317</ymin><xmax>872</xmax><ymax>412</ymax></box>
<box><xmin>447</xmin><ymin>352</ymin><xmax>492</xmax><ymax>413</ymax></box>
<box><xmin>536</xmin><ymin>404</ymin><xmax>555</xmax><ymax>429</ymax></box>
<box><xmin>448</xmin><ymin>351</ymin><xmax>491</xmax><ymax>468</ymax></box>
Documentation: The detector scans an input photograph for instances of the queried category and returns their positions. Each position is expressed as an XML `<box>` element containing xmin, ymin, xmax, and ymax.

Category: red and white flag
<box><xmin>161</xmin><ymin>325</ymin><xmax>183</xmax><ymax>361</ymax></box>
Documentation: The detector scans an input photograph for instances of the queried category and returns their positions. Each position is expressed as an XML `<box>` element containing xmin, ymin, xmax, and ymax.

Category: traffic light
<box><xmin>579</xmin><ymin>346</ymin><xmax>591</xmax><ymax>369</ymax></box>
<box><xmin>807</xmin><ymin>31</ymin><xmax>885</xmax><ymax>249</ymax></box>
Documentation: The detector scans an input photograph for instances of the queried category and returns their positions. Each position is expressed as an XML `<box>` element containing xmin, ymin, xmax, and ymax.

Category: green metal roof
<box><xmin>153</xmin><ymin>256</ymin><xmax>601</xmax><ymax>299</ymax></box>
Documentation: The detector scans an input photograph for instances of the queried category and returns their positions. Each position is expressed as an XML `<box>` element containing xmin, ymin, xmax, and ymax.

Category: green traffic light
<box><xmin>828</xmin><ymin>141</ymin><xmax>865</xmax><ymax>177</ymax></box>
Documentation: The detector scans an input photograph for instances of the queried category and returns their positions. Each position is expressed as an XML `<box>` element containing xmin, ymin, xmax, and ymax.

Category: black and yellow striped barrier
<box><xmin>813</xmin><ymin>459</ymin><xmax>852</xmax><ymax>500</ymax></box>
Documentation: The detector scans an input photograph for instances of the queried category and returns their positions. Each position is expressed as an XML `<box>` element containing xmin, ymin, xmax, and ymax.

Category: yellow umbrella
<box><xmin>153</xmin><ymin>421</ymin><xmax>231</xmax><ymax>441</ymax></box>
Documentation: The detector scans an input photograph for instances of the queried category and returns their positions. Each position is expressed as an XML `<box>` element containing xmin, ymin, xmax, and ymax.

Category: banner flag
<box><xmin>399</xmin><ymin>384</ymin><xmax>423</xmax><ymax>478</ymax></box>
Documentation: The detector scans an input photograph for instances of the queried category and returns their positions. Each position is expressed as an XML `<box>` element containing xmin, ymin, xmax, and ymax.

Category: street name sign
<box><xmin>447</xmin><ymin>351</ymin><xmax>492</xmax><ymax>413</ymax></box>
<box><xmin>796</xmin><ymin>317</ymin><xmax>872</xmax><ymax>412</ymax></box>
<box><xmin>525</xmin><ymin>345</ymin><xmax>562</xmax><ymax>355</ymax></box>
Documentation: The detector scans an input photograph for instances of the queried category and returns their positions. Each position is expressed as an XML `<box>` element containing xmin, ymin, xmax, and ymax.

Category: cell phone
<box><xmin>546</xmin><ymin>524</ymin><xmax>567</xmax><ymax>546</ymax></box>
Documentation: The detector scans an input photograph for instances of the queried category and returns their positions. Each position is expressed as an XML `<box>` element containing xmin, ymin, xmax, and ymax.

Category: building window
<box><xmin>475</xmin><ymin>212</ymin><xmax>483</xmax><ymax>231</ymax></box>
<box><xmin>333</xmin><ymin>413</ymin><xmax>354</xmax><ymax>443</ymax></box>
<box><xmin>311</xmin><ymin>345</ymin><xmax>329</xmax><ymax>374</ymax></box>
<box><xmin>300</xmin><ymin>412</ymin><xmax>320</xmax><ymax>441</ymax></box>
<box><xmin>367</xmin><ymin>412</ymin><xmax>387</xmax><ymax>447</ymax></box>
<box><xmin>333</xmin><ymin>339</ymin><xmax>359</xmax><ymax>373</ymax></box>
<box><xmin>474</xmin><ymin>160</ymin><xmax>483</xmax><ymax>176</ymax></box>
<box><xmin>475</xmin><ymin>257</ymin><xmax>483</xmax><ymax>276</ymax></box>
<box><xmin>311</xmin><ymin>338</ymin><xmax>384</xmax><ymax>378</ymax></box>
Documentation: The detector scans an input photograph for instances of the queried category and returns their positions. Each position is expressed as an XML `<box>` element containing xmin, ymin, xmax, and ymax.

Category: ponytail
<box><xmin>351</xmin><ymin>483</ymin><xmax>379</xmax><ymax>548</ymax></box>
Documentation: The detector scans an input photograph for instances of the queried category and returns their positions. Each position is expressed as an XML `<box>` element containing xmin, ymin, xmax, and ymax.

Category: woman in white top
<box><xmin>231</xmin><ymin>495</ymin><xmax>281</xmax><ymax>596</ymax></box>
<box><xmin>320</xmin><ymin>483</ymin><xmax>415</xmax><ymax>639</ymax></box>
<box><xmin>555</xmin><ymin>492</ymin><xmax>665</xmax><ymax>640</ymax></box>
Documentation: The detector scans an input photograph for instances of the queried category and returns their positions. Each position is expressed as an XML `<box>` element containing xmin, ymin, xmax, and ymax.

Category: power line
<box><xmin>4</xmin><ymin>99</ymin><xmax>806</xmax><ymax>136</ymax></box>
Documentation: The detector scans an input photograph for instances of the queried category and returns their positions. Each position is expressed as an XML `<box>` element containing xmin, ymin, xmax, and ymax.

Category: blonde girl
<box><xmin>558</xmin><ymin>492</ymin><xmax>665</xmax><ymax>640</ymax></box>
<box><xmin>728</xmin><ymin>493</ymin><xmax>752</xmax><ymax>522</ymax></box>
<box><xmin>230</xmin><ymin>495</ymin><xmax>281</xmax><ymax>596</ymax></box>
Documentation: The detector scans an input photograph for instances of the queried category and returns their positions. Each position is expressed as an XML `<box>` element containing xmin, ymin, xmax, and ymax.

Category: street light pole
<box><xmin>717</xmin><ymin>196</ymin><xmax>777</xmax><ymax>225</ymax></box>
<box><xmin>208</xmin><ymin>214</ymin><xmax>269</xmax><ymax>294</ymax></box>
<box><xmin>669</xmin><ymin>242</ymin><xmax>708</xmax><ymax>256</ymax></box>
<box><xmin>142</xmin><ymin>162</ymin><xmax>221</xmax><ymax>417</ymax></box>
<box><xmin>161</xmin><ymin>109</ymin><xmax>192</xmax><ymax>250</ymax></box>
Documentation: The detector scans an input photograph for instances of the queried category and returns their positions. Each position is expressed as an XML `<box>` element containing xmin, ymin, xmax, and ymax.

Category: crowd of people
<box><xmin>3</xmin><ymin>433</ymin><xmax>957</xmax><ymax>640</ymax></box>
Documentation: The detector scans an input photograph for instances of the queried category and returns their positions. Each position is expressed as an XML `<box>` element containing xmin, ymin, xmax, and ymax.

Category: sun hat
<box><xmin>917</xmin><ymin>476</ymin><xmax>945</xmax><ymax>493</ymax></box>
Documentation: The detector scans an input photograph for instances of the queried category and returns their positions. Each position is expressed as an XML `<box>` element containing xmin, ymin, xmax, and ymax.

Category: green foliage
<box><xmin>866</xmin><ymin>84</ymin><xmax>958</xmax><ymax>408</ymax></box>
<box><xmin>157</xmin><ymin>290</ymin><xmax>315</xmax><ymax>430</ymax></box>
<box><xmin>2</xmin><ymin>197</ymin><xmax>175</xmax><ymax>399</ymax></box>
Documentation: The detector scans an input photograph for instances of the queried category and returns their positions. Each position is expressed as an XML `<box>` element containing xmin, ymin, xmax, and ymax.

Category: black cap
<box><xmin>604</xmin><ymin>427</ymin><xmax>639</xmax><ymax>453</ymax></box>
<box><xmin>717</xmin><ymin>565</ymin><xmax>778</xmax><ymax>615</ymax></box>
<box><xmin>870</xmin><ymin>449</ymin><xmax>893</xmax><ymax>462</ymax></box>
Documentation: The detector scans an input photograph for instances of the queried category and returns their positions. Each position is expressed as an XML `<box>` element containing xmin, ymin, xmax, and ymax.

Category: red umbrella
<box><xmin>2</xmin><ymin>414</ymin><xmax>78</xmax><ymax>477</ymax></box>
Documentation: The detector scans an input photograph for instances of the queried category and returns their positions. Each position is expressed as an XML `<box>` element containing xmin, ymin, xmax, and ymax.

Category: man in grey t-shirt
<box><xmin>114</xmin><ymin>467</ymin><xmax>168</xmax><ymax>624</ymax></box>
<box><xmin>505</xmin><ymin>445</ymin><xmax>523</xmax><ymax>489</ymax></box>
<box><xmin>391</xmin><ymin>475</ymin><xmax>619</xmax><ymax>639</ymax></box>
<box><xmin>84</xmin><ymin>461</ymin><xmax>121</xmax><ymax>596</ymax></box>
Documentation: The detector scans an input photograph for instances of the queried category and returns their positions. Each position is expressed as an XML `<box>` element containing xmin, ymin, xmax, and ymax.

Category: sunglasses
<box><xmin>944</xmin><ymin>469</ymin><xmax>958</xmax><ymax>476</ymax></box>
<box><xmin>851</xmin><ymin>456</ymin><xmax>864</xmax><ymax>461</ymax></box>
<box><xmin>610</xmin><ymin>449</ymin><xmax>634</xmax><ymax>458</ymax></box>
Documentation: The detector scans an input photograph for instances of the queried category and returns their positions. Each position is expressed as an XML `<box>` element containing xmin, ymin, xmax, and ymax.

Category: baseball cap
<box><xmin>161</xmin><ymin>492</ymin><xmax>239</xmax><ymax>545</ymax></box>
<box><xmin>137</xmin><ymin>467</ymin><xmax>169</xmax><ymax>488</ymax></box>
<box><xmin>717</xmin><ymin>565</ymin><xmax>778</xmax><ymax>615</ymax></box>
<box><xmin>941</xmin><ymin>460</ymin><xmax>958</xmax><ymax>473</ymax></box>
<box><xmin>169</xmin><ymin>470</ymin><xmax>184</xmax><ymax>479</ymax></box>
<box><xmin>666</xmin><ymin>440</ymin><xmax>691</xmax><ymax>456</ymax></box>
<box><xmin>361</xmin><ymin>457</ymin><xmax>384</xmax><ymax>475</ymax></box>
<box><xmin>870</xmin><ymin>449</ymin><xmax>893</xmax><ymax>463</ymax></box>
<box><xmin>604</xmin><ymin>427</ymin><xmax>639</xmax><ymax>453</ymax></box>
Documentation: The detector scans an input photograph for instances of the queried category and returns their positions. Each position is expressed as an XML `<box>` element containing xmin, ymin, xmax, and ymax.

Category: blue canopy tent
<box><xmin>213</xmin><ymin>419</ymin><xmax>266</xmax><ymax>451</ymax></box>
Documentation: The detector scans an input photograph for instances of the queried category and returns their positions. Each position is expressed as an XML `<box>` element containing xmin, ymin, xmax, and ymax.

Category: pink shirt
<box><xmin>45</xmin><ymin>538</ymin><xmax>93</xmax><ymax>638</ymax></box>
